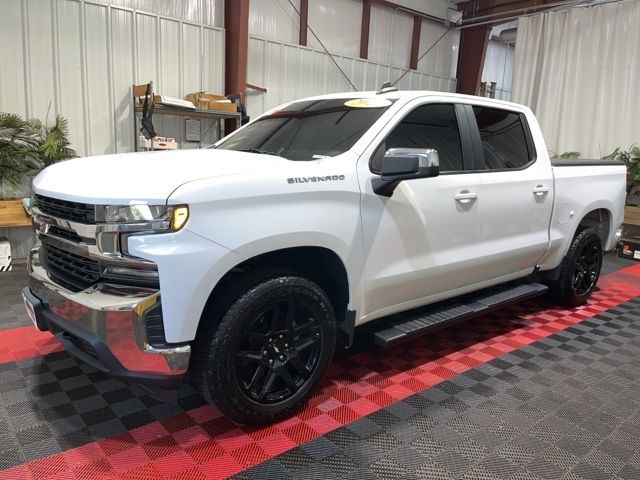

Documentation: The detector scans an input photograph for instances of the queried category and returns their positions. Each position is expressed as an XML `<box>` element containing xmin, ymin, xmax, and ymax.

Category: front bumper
<box><xmin>26</xmin><ymin>245</ymin><xmax>190</xmax><ymax>389</ymax></box>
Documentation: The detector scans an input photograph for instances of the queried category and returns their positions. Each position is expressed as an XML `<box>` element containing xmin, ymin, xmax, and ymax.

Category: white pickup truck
<box><xmin>23</xmin><ymin>89</ymin><xmax>625</xmax><ymax>424</ymax></box>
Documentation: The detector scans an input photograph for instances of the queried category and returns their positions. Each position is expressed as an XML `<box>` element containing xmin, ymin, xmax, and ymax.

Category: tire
<box><xmin>548</xmin><ymin>227</ymin><xmax>603</xmax><ymax>306</ymax></box>
<box><xmin>192</xmin><ymin>273</ymin><xmax>336</xmax><ymax>424</ymax></box>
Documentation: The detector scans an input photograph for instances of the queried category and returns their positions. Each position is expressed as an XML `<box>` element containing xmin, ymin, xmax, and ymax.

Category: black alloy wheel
<box><xmin>192</xmin><ymin>273</ymin><xmax>336</xmax><ymax>424</ymax></box>
<box><xmin>570</xmin><ymin>236</ymin><xmax>601</xmax><ymax>296</ymax></box>
<box><xmin>235</xmin><ymin>299</ymin><xmax>322</xmax><ymax>404</ymax></box>
<box><xmin>548</xmin><ymin>227</ymin><xmax>603</xmax><ymax>306</ymax></box>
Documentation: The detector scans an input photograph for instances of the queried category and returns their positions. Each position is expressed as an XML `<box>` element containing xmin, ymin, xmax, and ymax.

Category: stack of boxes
<box><xmin>184</xmin><ymin>92</ymin><xmax>237</xmax><ymax>112</ymax></box>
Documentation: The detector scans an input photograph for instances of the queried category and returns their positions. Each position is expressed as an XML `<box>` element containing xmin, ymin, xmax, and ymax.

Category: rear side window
<box><xmin>372</xmin><ymin>103</ymin><xmax>464</xmax><ymax>172</ymax></box>
<box><xmin>472</xmin><ymin>107</ymin><xmax>532</xmax><ymax>170</ymax></box>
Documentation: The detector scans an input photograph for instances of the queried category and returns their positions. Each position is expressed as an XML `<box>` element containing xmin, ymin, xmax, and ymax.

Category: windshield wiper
<box><xmin>236</xmin><ymin>148</ymin><xmax>281</xmax><ymax>157</ymax></box>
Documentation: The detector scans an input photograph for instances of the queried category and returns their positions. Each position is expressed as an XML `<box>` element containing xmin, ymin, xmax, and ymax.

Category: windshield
<box><xmin>214</xmin><ymin>97</ymin><xmax>394</xmax><ymax>160</ymax></box>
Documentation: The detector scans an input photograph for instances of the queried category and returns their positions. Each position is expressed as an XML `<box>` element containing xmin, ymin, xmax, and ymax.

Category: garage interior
<box><xmin>1</xmin><ymin>0</ymin><xmax>640</xmax><ymax>479</ymax></box>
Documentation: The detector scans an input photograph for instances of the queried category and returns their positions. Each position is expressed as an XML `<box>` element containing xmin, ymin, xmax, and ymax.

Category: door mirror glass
<box><xmin>374</xmin><ymin>148</ymin><xmax>439</xmax><ymax>196</ymax></box>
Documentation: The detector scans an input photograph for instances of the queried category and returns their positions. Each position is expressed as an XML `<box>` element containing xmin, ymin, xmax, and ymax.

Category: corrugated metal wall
<box><xmin>307</xmin><ymin>0</ymin><xmax>364</xmax><ymax>58</ymax></box>
<box><xmin>246</xmin><ymin>36</ymin><xmax>457</xmax><ymax>117</ymax></box>
<box><xmin>0</xmin><ymin>0</ymin><xmax>225</xmax><ymax>158</ymax></box>
<box><xmin>246</xmin><ymin>0</ymin><xmax>458</xmax><ymax>118</ymax></box>
<box><xmin>0</xmin><ymin>0</ymin><xmax>225</xmax><ymax>259</ymax></box>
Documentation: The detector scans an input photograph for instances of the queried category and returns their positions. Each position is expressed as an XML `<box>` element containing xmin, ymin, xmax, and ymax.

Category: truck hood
<box><xmin>32</xmin><ymin>149</ymin><xmax>287</xmax><ymax>204</ymax></box>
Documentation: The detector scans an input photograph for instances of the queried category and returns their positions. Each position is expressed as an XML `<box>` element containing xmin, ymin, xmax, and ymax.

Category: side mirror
<box><xmin>22</xmin><ymin>197</ymin><xmax>32</xmax><ymax>217</ymax></box>
<box><xmin>373</xmin><ymin>148</ymin><xmax>439</xmax><ymax>196</ymax></box>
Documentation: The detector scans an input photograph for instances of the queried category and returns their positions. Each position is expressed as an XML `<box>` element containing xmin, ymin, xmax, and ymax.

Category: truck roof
<box><xmin>297</xmin><ymin>89</ymin><xmax>524</xmax><ymax>110</ymax></box>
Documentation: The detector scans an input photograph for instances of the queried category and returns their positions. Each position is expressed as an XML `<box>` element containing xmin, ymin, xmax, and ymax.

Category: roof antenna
<box><xmin>377</xmin><ymin>81</ymin><xmax>398</xmax><ymax>94</ymax></box>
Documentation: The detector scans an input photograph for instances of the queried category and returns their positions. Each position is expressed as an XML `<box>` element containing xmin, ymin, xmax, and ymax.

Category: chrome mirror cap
<box><xmin>22</xmin><ymin>197</ymin><xmax>32</xmax><ymax>217</ymax></box>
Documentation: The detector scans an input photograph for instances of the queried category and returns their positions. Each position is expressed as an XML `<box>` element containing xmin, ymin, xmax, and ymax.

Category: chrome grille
<box><xmin>42</xmin><ymin>242</ymin><xmax>101</xmax><ymax>292</ymax></box>
<box><xmin>46</xmin><ymin>225</ymin><xmax>84</xmax><ymax>244</ymax></box>
<box><xmin>35</xmin><ymin>194</ymin><xmax>96</xmax><ymax>224</ymax></box>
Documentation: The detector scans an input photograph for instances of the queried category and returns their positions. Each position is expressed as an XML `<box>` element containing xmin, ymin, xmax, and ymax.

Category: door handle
<box><xmin>533</xmin><ymin>185</ymin><xmax>550</xmax><ymax>196</ymax></box>
<box><xmin>454</xmin><ymin>191</ymin><xmax>478</xmax><ymax>204</ymax></box>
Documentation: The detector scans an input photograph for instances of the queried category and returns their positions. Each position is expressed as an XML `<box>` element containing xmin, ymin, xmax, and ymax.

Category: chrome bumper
<box><xmin>27</xmin><ymin>244</ymin><xmax>190</xmax><ymax>387</ymax></box>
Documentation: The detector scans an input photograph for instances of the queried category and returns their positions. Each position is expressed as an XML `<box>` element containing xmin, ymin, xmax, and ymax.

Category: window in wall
<box><xmin>472</xmin><ymin>107</ymin><xmax>531</xmax><ymax>170</ymax></box>
<box><xmin>372</xmin><ymin>103</ymin><xmax>464</xmax><ymax>172</ymax></box>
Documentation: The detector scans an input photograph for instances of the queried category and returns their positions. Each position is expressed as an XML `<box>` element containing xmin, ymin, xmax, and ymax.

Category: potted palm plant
<box><xmin>0</xmin><ymin>113</ymin><xmax>39</xmax><ymax>197</ymax></box>
<box><xmin>0</xmin><ymin>111</ymin><xmax>77</xmax><ymax>225</ymax></box>
<box><xmin>603</xmin><ymin>146</ymin><xmax>640</xmax><ymax>225</ymax></box>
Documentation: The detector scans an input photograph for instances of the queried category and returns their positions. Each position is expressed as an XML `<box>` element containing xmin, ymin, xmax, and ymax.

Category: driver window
<box><xmin>371</xmin><ymin>103</ymin><xmax>464</xmax><ymax>173</ymax></box>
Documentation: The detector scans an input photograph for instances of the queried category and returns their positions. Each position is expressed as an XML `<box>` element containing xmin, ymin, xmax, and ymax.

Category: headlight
<box><xmin>103</xmin><ymin>204</ymin><xmax>189</xmax><ymax>231</ymax></box>
<box><xmin>105</xmin><ymin>205</ymin><xmax>169</xmax><ymax>223</ymax></box>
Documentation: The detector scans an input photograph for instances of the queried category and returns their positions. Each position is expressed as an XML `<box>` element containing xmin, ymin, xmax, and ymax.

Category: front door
<box><xmin>358</xmin><ymin>101</ymin><xmax>484</xmax><ymax>321</ymax></box>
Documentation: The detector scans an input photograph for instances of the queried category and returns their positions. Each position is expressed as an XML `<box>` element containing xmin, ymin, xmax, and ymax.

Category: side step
<box><xmin>372</xmin><ymin>282</ymin><xmax>548</xmax><ymax>348</ymax></box>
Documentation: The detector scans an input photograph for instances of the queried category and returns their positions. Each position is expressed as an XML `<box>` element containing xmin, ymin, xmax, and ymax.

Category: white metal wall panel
<box><xmin>156</xmin><ymin>18</ymin><xmax>182</xmax><ymax>150</ymax></box>
<box><xmin>135</xmin><ymin>12</ymin><xmax>158</xmax><ymax>83</ymax></box>
<box><xmin>202</xmin><ymin>28</ymin><xmax>224</xmax><ymax>95</ymax></box>
<box><xmin>368</xmin><ymin>4</ymin><xmax>413</xmax><ymax>68</ymax></box>
<box><xmin>1</xmin><ymin>0</ymin><xmax>225</xmax><ymax>158</ymax></box>
<box><xmin>159</xmin><ymin>18</ymin><xmax>181</xmax><ymax>96</ymax></box>
<box><xmin>26</xmin><ymin>0</ymin><xmax>57</xmax><ymax>122</ymax></box>
<box><xmin>417</xmin><ymin>19</ymin><xmax>454</xmax><ymax>78</ymax></box>
<box><xmin>98</xmin><ymin>0</ymin><xmax>223</xmax><ymax>27</ymax></box>
<box><xmin>183</xmin><ymin>24</ymin><xmax>203</xmax><ymax>95</ymax></box>
<box><xmin>84</xmin><ymin>3</ymin><xmax>113</xmax><ymax>156</ymax></box>
<box><xmin>246</xmin><ymin>36</ymin><xmax>456</xmax><ymax>119</ymax></box>
<box><xmin>249</xmin><ymin>0</ymin><xmax>300</xmax><ymax>45</ymax></box>
<box><xmin>0</xmin><ymin>0</ymin><xmax>27</xmax><ymax>118</ymax></box>
<box><xmin>110</xmin><ymin>7</ymin><xmax>135</xmax><ymax>153</ymax></box>
<box><xmin>56</xmin><ymin>0</ymin><xmax>86</xmax><ymax>154</ymax></box>
<box><xmin>307</xmin><ymin>0</ymin><xmax>362</xmax><ymax>58</ymax></box>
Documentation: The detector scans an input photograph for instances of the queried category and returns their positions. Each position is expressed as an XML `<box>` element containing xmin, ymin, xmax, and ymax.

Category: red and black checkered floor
<box><xmin>1</xmin><ymin>256</ymin><xmax>640</xmax><ymax>479</ymax></box>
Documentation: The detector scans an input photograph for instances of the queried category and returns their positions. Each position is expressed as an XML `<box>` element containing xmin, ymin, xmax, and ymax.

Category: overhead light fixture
<box><xmin>445</xmin><ymin>8</ymin><xmax>463</xmax><ymax>26</ymax></box>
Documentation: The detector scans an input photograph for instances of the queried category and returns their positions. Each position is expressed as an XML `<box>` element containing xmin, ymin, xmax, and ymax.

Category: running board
<box><xmin>372</xmin><ymin>282</ymin><xmax>549</xmax><ymax>348</ymax></box>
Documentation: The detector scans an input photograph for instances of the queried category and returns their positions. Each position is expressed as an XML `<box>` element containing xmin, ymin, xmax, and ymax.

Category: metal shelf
<box><xmin>134</xmin><ymin>104</ymin><xmax>240</xmax><ymax>121</ymax></box>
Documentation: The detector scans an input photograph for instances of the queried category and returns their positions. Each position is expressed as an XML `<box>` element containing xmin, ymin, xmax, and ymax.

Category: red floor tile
<box><xmin>2</xmin><ymin>263</ymin><xmax>640</xmax><ymax>479</ymax></box>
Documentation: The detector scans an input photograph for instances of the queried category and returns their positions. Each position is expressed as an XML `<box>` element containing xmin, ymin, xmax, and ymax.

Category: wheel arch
<box><xmin>575</xmin><ymin>207</ymin><xmax>612</xmax><ymax>247</ymax></box>
<box><xmin>541</xmin><ymin>207</ymin><xmax>612</xmax><ymax>282</ymax></box>
<box><xmin>196</xmin><ymin>245</ymin><xmax>355</xmax><ymax>347</ymax></box>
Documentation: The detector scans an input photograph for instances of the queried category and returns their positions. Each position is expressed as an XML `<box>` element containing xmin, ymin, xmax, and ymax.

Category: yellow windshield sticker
<box><xmin>344</xmin><ymin>98</ymin><xmax>392</xmax><ymax>108</ymax></box>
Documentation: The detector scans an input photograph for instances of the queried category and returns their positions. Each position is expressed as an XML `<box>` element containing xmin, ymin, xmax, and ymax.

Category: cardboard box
<box><xmin>152</xmin><ymin>95</ymin><xmax>196</xmax><ymax>109</ymax></box>
<box><xmin>617</xmin><ymin>238</ymin><xmax>640</xmax><ymax>262</ymax></box>
<box><xmin>185</xmin><ymin>93</ymin><xmax>209</xmax><ymax>109</ymax></box>
<box><xmin>139</xmin><ymin>136</ymin><xmax>178</xmax><ymax>150</ymax></box>
<box><xmin>185</xmin><ymin>92</ymin><xmax>237</xmax><ymax>112</ymax></box>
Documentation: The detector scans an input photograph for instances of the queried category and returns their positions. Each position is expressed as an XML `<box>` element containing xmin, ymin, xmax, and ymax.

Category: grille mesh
<box><xmin>35</xmin><ymin>194</ymin><xmax>96</xmax><ymax>224</ymax></box>
<box><xmin>42</xmin><ymin>242</ymin><xmax>101</xmax><ymax>292</ymax></box>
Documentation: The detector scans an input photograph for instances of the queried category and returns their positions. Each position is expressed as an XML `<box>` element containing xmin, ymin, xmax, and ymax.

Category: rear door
<box><xmin>466</xmin><ymin>104</ymin><xmax>554</xmax><ymax>279</ymax></box>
